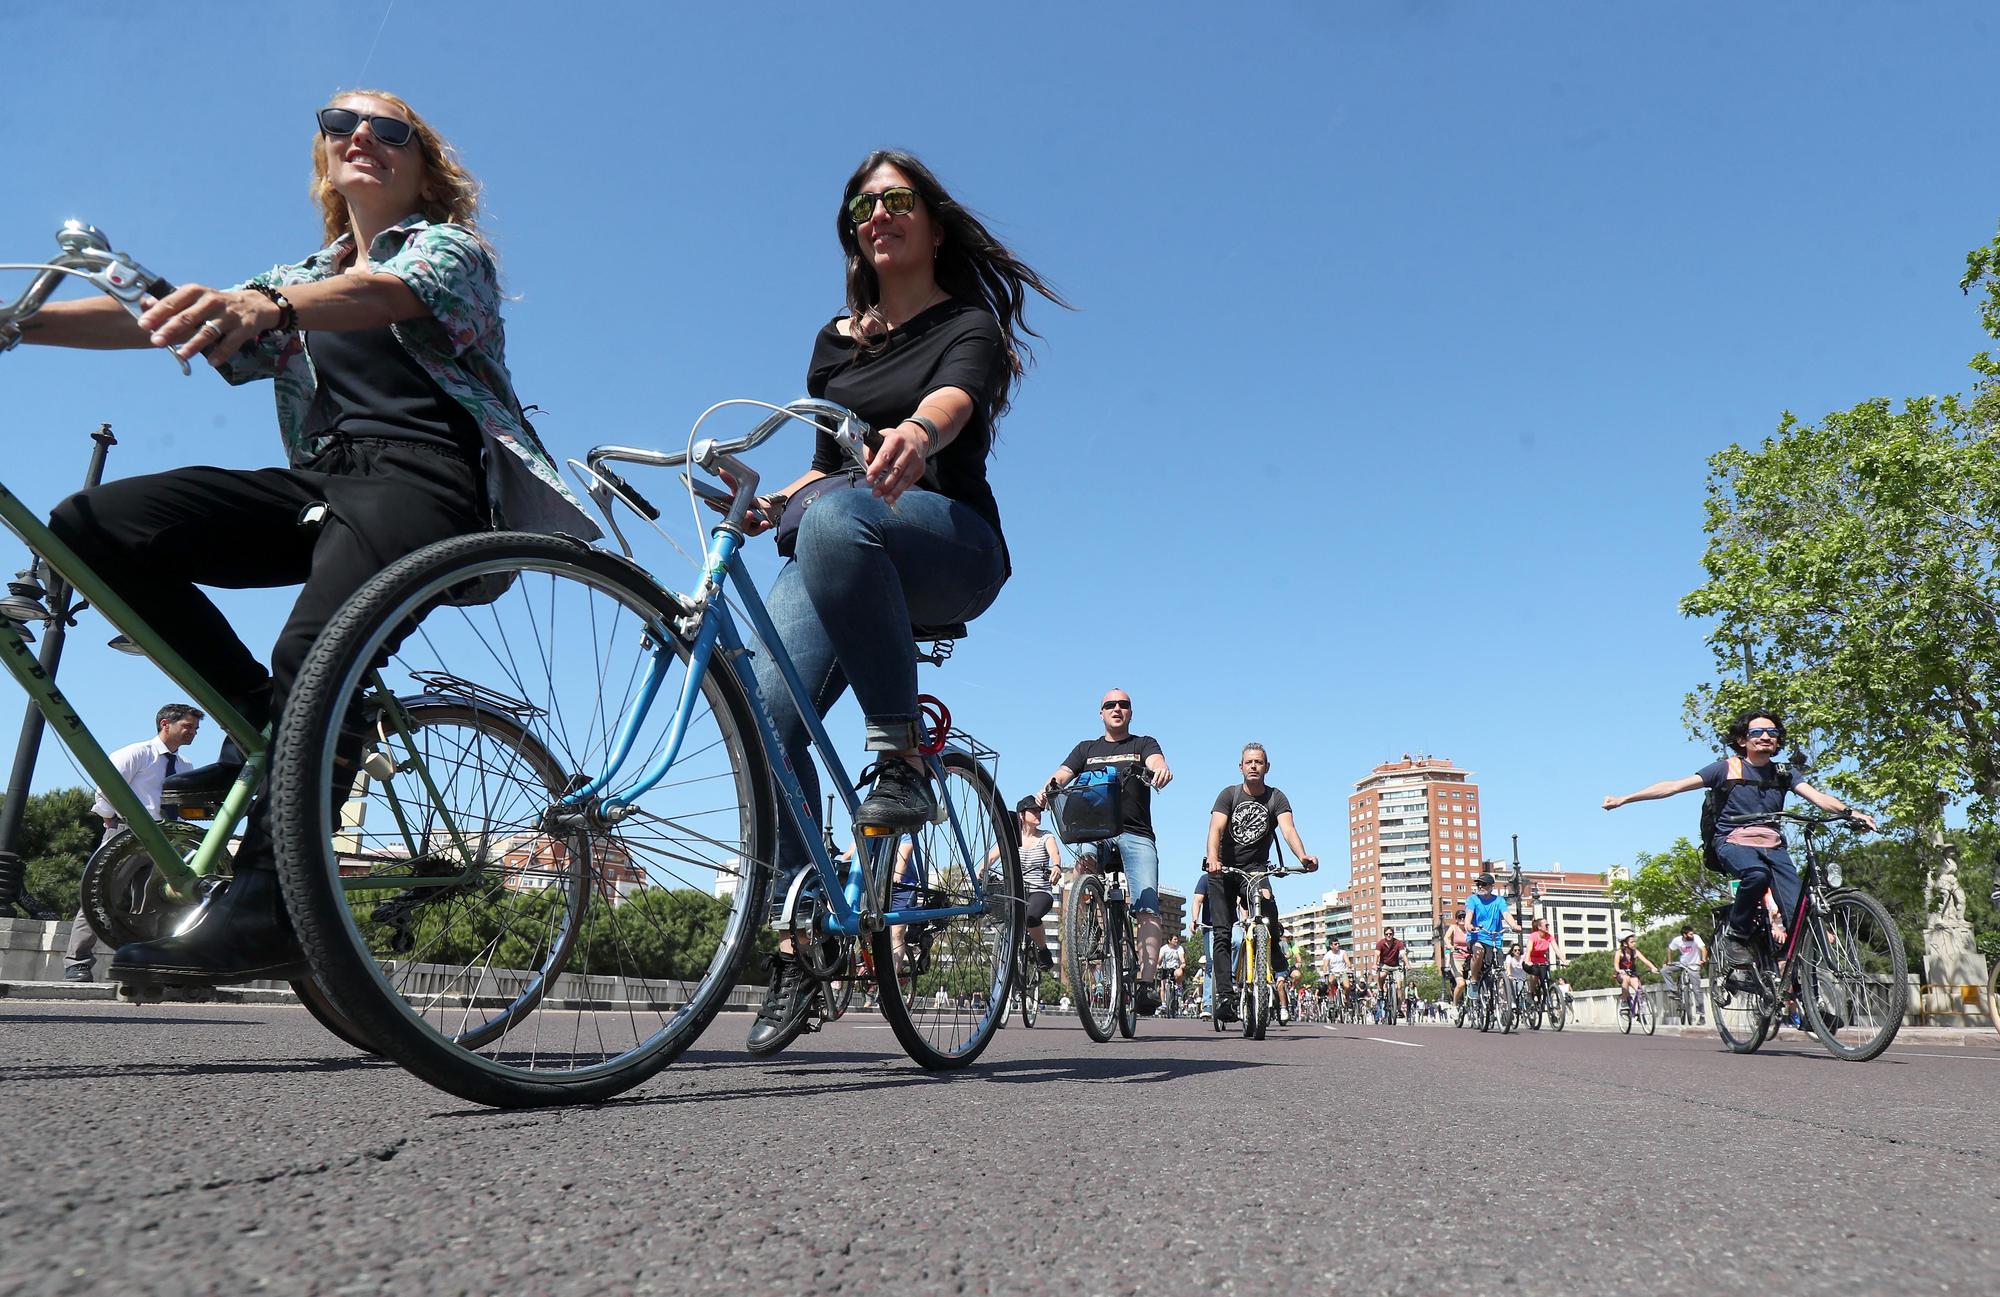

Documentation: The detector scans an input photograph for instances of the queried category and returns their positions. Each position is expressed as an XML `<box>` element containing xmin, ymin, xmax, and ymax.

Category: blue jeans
<box><xmin>1067</xmin><ymin>832</ymin><xmax>1160</xmax><ymax>914</ymax></box>
<box><xmin>1204</xmin><ymin>931</ymin><xmax>1214</xmax><ymax>1011</ymax></box>
<box><xmin>749</xmin><ymin>485</ymin><xmax>1007</xmax><ymax>900</ymax></box>
<box><xmin>1716</xmin><ymin>840</ymin><xmax>1802</xmax><ymax>937</ymax></box>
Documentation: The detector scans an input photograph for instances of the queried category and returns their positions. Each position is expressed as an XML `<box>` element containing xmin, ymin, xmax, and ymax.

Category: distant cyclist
<box><xmin>1374</xmin><ymin>927</ymin><xmax>1406</xmax><ymax>1009</ymax></box>
<box><xmin>1603</xmin><ymin>707</ymin><xmax>1874</xmax><ymax>982</ymax></box>
<box><xmin>1665</xmin><ymin>922</ymin><xmax>1707</xmax><ymax>1024</ymax></box>
<box><xmin>1613</xmin><ymin>932</ymin><xmax>1660</xmax><ymax>1008</ymax></box>
<box><xmin>1158</xmin><ymin>931</ymin><xmax>1186</xmax><ymax>1016</ymax></box>
<box><xmin>1440</xmin><ymin>907</ymin><xmax>1469</xmax><ymax>998</ymax></box>
<box><xmin>1522</xmin><ymin>916</ymin><xmax>1561</xmax><ymax>1007</ymax></box>
<box><xmin>1043</xmin><ymin>689</ymin><xmax>1172</xmax><ymax>1013</ymax></box>
<box><xmin>1012</xmin><ymin>796</ymin><xmax>1060</xmax><ymax>970</ymax></box>
<box><xmin>1453</xmin><ymin>872</ymin><xmax>1522</xmax><ymax>1013</ymax></box>
<box><xmin>1321</xmin><ymin>941</ymin><xmax>1349</xmax><ymax>986</ymax></box>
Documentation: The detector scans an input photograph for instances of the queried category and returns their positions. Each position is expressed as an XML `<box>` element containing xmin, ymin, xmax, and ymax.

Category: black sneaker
<box><xmin>1213</xmin><ymin>993</ymin><xmax>1240</xmax><ymax>1024</ymax></box>
<box><xmin>1134</xmin><ymin>984</ymin><xmax>1161</xmax><ymax>1015</ymax></box>
<box><xmin>1036</xmin><ymin>946</ymin><xmax>1054</xmax><ymax>970</ymax></box>
<box><xmin>853</xmin><ymin>759</ymin><xmax>939</xmax><ymax>833</ymax></box>
<box><xmin>745</xmin><ymin>953</ymin><xmax>814</xmax><ymax>1055</ymax></box>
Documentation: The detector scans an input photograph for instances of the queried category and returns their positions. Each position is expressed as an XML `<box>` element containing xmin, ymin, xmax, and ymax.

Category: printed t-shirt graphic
<box><xmin>1061</xmin><ymin>735</ymin><xmax>1165</xmax><ymax>838</ymax></box>
<box><xmin>1210</xmin><ymin>784</ymin><xmax>1293</xmax><ymax>867</ymax></box>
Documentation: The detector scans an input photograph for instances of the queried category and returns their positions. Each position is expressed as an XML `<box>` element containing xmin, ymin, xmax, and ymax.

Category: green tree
<box><xmin>1607</xmin><ymin>837</ymin><xmax>1731</xmax><ymax>931</ymax></box>
<box><xmin>15</xmin><ymin>786</ymin><xmax>99</xmax><ymax>917</ymax></box>
<box><xmin>1681</xmin><ymin>226</ymin><xmax>2000</xmax><ymax>986</ymax></box>
<box><xmin>1409</xmin><ymin>967</ymin><xmax>1443</xmax><ymax>1001</ymax></box>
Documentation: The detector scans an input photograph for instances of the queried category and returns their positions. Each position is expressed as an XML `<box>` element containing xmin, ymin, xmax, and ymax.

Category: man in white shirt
<box><xmin>1157</xmin><ymin>932</ymin><xmax>1186</xmax><ymax>1015</ymax></box>
<box><xmin>1665</xmin><ymin>922</ymin><xmax>1709</xmax><ymax>1024</ymax></box>
<box><xmin>63</xmin><ymin>704</ymin><xmax>203</xmax><ymax>981</ymax></box>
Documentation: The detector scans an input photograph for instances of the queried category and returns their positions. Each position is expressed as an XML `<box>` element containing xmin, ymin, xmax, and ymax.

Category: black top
<box><xmin>1211</xmin><ymin>784</ymin><xmax>1294</xmax><ymax>867</ymax></box>
<box><xmin>1696</xmin><ymin>757</ymin><xmax>1796</xmax><ymax>836</ymax></box>
<box><xmin>302</xmin><ymin>326</ymin><xmax>484</xmax><ymax>458</ymax></box>
<box><xmin>806</xmin><ymin>299</ymin><xmax>1009</xmax><ymax>554</ymax></box>
<box><xmin>1061</xmin><ymin>735</ymin><xmax>1165</xmax><ymax>838</ymax></box>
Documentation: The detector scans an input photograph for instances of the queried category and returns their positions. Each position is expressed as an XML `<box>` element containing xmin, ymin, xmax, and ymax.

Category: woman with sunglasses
<box><xmin>18</xmin><ymin>89</ymin><xmax>594</xmax><ymax>988</ymax></box>
<box><xmin>1603</xmin><ymin>709</ymin><xmax>1874</xmax><ymax>980</ymax></box>
<box><xmin>741</xmin><ymin>151</ymin><xmax>1066</xmax><ymax>1051</ymax></box>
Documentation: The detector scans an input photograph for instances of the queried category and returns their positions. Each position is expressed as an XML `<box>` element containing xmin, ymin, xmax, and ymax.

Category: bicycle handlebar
<box><xmin>0</xmin><ymin>222</ymin><xmax>187</xmax><ymax>373</ymax></box>
<box><xmin>1726</xmin><ymin>809</ymin><xmax>1866</xmax><ymax>830</ymax></box>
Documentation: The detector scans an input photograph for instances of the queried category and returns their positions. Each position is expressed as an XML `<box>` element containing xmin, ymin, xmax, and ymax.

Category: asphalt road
<box><xmin>2</xmin><ymin>1001</ymin><xmax>1995</xmax><ymax>1297</ymax></box>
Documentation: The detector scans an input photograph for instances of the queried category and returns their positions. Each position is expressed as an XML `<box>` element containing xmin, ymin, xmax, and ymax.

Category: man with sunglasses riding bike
<box><xmin>1603</xmin><ymin>709</ymin><xmax>1875</xmax><ymax>983</ymax></box>
<box><xmin>1042</xmin><ymin>690</ymin><xmax>1172</xmax><ymax>1013</ymax></box>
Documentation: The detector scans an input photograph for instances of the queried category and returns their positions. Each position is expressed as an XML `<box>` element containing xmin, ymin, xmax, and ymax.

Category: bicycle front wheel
<box><xmin>274</xmin><ymin>532</ymin><xmax>775</xmax><ymax>1108</ymax></box>
<box><xmin>1799</xmin><ymin>888</ymin><xmax>1907</xmax><ymax>1062</ymax></box>
<box><xmin>1064</xmin><ymin>871</ymin><xmax>1119</xmax><ymax>1042</ymax></box>
<box><xmin>1020</xmin><ymin>958</ymin><xmax>1040</xmax><ymax>1028</ymax></box>
<box><xmin>1115</xmin><ymin>908</ymin><xmax>1139</xmax><ymax>1039</ymax></box>
<box><xmin>872</xmin><ymin>750</ymin><xmax>1020</xmax><ymax>1069</ymax></box>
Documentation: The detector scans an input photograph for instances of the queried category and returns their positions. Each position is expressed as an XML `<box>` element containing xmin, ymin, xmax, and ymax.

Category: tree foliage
<box><xmin>1607</xmin><ymin>837</ymin><xmax>1730</xmax><ymax>931</ymax></box>
<box><xmin>1681</xmin><ymin>222</ymin><xmax>2000</xmax><ymax>974</ymax></box>
<box><xmin>14</xmin><ymin>787</ymin><xmax>99</xmax><ymax>917</ymax></box>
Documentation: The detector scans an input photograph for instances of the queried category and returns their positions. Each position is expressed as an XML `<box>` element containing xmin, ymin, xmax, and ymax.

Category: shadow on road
<box><xmin>0</xmin><ymin>1054</ymin><xmax>393</xmax><ymax>1082</ymax></box>
<box><xmin>0</xmin><ymin>1012</ymin><xmax>272</xmax><ymax>1028</ymax></box>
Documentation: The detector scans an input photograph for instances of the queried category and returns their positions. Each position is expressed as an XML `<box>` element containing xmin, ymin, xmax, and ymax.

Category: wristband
<box><xmin>904</xmin><ymin>414</ymin><xmax>942</xmax><ymax>456</ymax></box>
<box><xmin>245</xmin><ymin>282</ymin><xmax>297</xmax><ymax>337</ymax></box>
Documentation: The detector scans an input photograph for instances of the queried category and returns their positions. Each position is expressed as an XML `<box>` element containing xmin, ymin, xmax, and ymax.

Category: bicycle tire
<box><xmin>1550</xmin><ymin>990</ymin><xmax>1567</xmax><ymax>1032</ymax></box>
<box><xmin>1799</xmin><ymin>888</ymin><xmax>1906</xmax><ymax>1062</ymax></box>
<box><xmin>1021</xmin><ymin>958</ymin><xmax>1040</xmax><ymax>1028</ymax></box>
<box><xmin>1063</xmin><ymin>871</ymin><xmax>1116</xmax><ymax>1041</ymax></box>
<box><xmin>1500</xmin><ymin>987</ymin><xmax>1517</xmax><ymax>1034</ymax></box>
<box><xmin>1115</xmin><ymin>906</ymin><xmax>1139</xmax><ymax>1039</ymax></box>
<box><xmin>871</xmin><ymin>750</ymin><xmax>1020</xmax><ymax>1069</ymax></box>
<box><xmin>1639</xmin><ymin>987</ymin><xmax>1656</xmax><ymax>1036</ymax></box>
<box><xmin>273</xmin><ymin>532</ymin><xmax>775</xmax><ymax>1108</ymax></box>
<box><xmin>1527</xmin><ymin>993</ymin><xmax>1543</xmax><ymax>1031</ymax></box>
<box><xmin>292</xmin><ymin>974</ymin><xmax>379</xmax><ymax>1055</ymax></box>
<box><xmin>1708</xmin><ymin>970</ymin><xmax>1773</xmax><ymax>1054</ymax></box>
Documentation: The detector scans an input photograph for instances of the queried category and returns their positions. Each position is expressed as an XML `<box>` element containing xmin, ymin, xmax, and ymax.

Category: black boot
<box><xmin>745</xmin><ymin>953</ymin><xmax>815</xmax><ymax>1055</ymax></box>
<box><xmin>108</xmin><ymin>866</ymin><xmax>305</xmax><ymax>986</ymax></box>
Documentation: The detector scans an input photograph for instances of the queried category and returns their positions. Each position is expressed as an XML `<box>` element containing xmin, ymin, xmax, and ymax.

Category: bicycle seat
<box><xmin>159</xmin><ymin>761</ymin><xmax>238</xmax><ymax>813</ymax></box>
<box><xmin>910</xmin><ymin>622</ymin><xmax>967</xmax><ymax>642</ymax></box>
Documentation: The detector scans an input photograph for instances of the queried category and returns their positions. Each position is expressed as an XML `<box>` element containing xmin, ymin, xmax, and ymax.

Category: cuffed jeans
<box><xmin>750</xmin><ymin>486</ymin><xmax>1007</xmax><ymax>904</ymax></box>
<box><xmin>1716</xmin><ymin>840</ymin><xmax>1802</xmax><ymax>936</ymax></box>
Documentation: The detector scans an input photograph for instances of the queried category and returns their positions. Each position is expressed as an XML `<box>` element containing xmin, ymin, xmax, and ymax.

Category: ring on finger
<box><xmin>198</xmin><ymin>320</ymin><xmax>225</xmax><ymax>336</ymax></box>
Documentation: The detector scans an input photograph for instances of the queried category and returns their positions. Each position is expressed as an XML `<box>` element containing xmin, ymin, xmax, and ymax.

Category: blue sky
<box><xmin>2</xmin><ymin>2</ymin><xmax>1993</xmax><ymax>911</ymax></box>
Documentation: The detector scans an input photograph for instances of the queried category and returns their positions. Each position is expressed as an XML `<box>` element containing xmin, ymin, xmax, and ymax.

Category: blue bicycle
<box><xmin>268</xmin><ymin>398</ymin><xmax>1024</xmax><ymax>1107</ymax></box>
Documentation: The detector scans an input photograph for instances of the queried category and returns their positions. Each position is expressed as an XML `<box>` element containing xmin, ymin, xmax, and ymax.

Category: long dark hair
<box><xmin>1724</xmin><ymin>708</ymin><xmax>1785</xmax><ymax>755</ymax></box>
<box><xmin>837</xmin><ymin>150</ymin><xmax>1069</xmax><ymax>416</ymax></box>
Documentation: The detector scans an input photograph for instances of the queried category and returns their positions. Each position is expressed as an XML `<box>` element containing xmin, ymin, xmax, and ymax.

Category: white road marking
<box><xmin>1888</xmin><ymin>1050</ymin><xmax>2000</xmax><ymax>1062</ymax></box>
<box><xmin>1365</xmin><ymin>1036</ymin><xmax>1425</xmax><ymax>1048</ymax></box>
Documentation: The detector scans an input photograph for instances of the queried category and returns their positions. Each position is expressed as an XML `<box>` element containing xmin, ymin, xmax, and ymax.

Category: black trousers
<box><xmin>48</xmin><ymin>437</ymin><xmax>484</xmax><ymax>870</ymax></box>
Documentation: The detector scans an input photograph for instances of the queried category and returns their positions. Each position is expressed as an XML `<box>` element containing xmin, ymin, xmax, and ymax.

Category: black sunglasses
<box><xmin>847</xmin><ymin>186</ymin><xmax>918</xmax><ymax>225</ymax></box>
<box><xmin>1746</xmin><ymin>726</ymin><xmax>1781</xmax><ymax>737</ymax></box>
<box><xmin>1100</xmin><ymin>701</ymin><xmax>1131</xmax><ymax>711</ymax></box>
<box><xmin>318</xmin><ymin>107</ymin><xmax>415</xmax><ymax>148</ymax></box>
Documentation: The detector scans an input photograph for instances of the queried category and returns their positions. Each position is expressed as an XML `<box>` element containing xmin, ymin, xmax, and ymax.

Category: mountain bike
<box><xmin>1707</xmin><ymin>810</ymin><xmax>1906</xmax><ymax>1062</ymax></box>
<box><xmin>1377</xmin><ymin>967</ymin><xmax>1403</xmax><ymax>1025</ymax></box>
<box><xmin>1662</xmin><ymin>962</ymin><xmax>1703</xmax><ymax>1026</ymax></box>
<box><xmin>1457</xmin><ymin>942</ymin><xmax>1508</xmax><ymax>1032</ymax></box>
<box><xmin>1049</xmin><ymin>820</ymin><xmax>1139</xmax><ymax>1042</ymax></box>
<box><xmin>0</xmin><ymin>224</ymin><xmax>381</xmax><ymax>1050</ymax></box>
<box><xmin>1616</xmin><ymin>976</ymin><xmax>1656</xmax><ymax>1035</ymax></box>
<box><xmin>1207</xmin><ymin>863</ymin><xmax>1312</xmax><ymax>1041</ymax></box>
<box><xmin>261</xmin><ymin>395</ymin><xmax>1022</xmax><ymax>1106</ymax></box>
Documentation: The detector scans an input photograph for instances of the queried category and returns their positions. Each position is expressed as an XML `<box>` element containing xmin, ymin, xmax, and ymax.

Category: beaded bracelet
<box><xmin>245</xmin><ymin>282</ymin><xmax>297</xmax><ymax>337</ymax></box>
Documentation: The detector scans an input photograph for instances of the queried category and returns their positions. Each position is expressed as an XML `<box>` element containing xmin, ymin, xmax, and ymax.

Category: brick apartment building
<box><xmin>1347</xmin><ymin>755</ymin><xmax>1484</xmax><ymax>973</ymax></box>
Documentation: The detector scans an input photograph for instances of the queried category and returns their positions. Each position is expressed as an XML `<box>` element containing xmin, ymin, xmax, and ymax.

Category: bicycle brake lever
<box><xmin>88</xmin><ymin>247</ymin><xmax>189</xmax><ymax>375</ymax></box>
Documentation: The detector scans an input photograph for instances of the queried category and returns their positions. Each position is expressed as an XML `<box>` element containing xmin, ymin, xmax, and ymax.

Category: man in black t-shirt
<box><xmin>1042</xmin><ymin>689</ymin><xmax>1172</xmax><ymax>1010</ymax></box>
<box><xmin>1203</xmin><ymin>742</ymin><xmax>1318</xmax><ymax>1022</ymax></box>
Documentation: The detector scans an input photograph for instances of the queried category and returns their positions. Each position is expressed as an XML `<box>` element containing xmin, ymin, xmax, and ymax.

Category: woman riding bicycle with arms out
<box><xmin>739</xmin><ymin>151</ymin><xmax>1068</xmax><ymax>1051</ymax></box>
<box><xmin>19</xmin><ymin>90</ymin><xmax>593</xmax><ymax>987</ymax></box>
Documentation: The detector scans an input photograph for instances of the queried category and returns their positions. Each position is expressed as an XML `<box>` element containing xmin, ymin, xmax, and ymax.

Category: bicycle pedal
<box><xmin>859</xmin><ymin>824</ymin><xmax>899</xmax><ymax>838</ymax></box>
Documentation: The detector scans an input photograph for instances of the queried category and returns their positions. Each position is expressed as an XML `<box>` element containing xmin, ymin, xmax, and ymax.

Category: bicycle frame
<box><xmin>553</xmin><ymin>514</ymin><xmax>991</xmax><ymax>941</ymax></box>
<box><xmin>0</xmin><ymin>482</ymin><xmax>264</xmax><ymax>900</ymax></box>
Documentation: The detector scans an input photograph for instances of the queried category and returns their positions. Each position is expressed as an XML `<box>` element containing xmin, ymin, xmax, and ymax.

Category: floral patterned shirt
<box><xmin>215</xmin><ymin>214</ymin><xmax>598</xmax><ymax>539</ymax></box>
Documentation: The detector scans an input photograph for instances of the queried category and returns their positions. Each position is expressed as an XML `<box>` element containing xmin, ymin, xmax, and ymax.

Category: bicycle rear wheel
<box><xmin>1064</xmin><ymin>872</ymin><xmax>1119</xmax><ymax>1042</ymax></box>
<box><xmin>274</xmin><ymin>533</ymin><xmax>774</xmax><ymax>1108</ymax></box>
<box><xmin>872</xmin><ymin>750</ymin><xmax>1019</xmax><ymax>1068</ymax></box>
<box><xmin>1020</xmin><ymin>955</ymin><xmax>1040</xmax><ymax>1028</ymax></box>
<box><xmin>1799</xmin><ymin>888</ymin><xmax>1906</xmax><ymax>1062</ymax></box>
<box><xmin>1550</xmin><ymin>991</ymin><xmax>1567</xmax><ymax>1032</ymax></box>
<box><xmin>1639</xmin><ymin>987</ymin><xmax>1656</xmax><ymax>1035</ymax></box>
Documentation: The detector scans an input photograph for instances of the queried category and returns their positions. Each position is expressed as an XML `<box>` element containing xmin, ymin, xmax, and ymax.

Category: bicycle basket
<box><xmin>1049</xmin><ymin>768</ymin><xmax>1123</xmax><ymax>844</ymax></box>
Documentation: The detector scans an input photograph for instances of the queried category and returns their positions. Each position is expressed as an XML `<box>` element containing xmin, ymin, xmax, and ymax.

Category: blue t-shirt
<box><xmin>1467</xmin><ymin>893</ymin><xmax>1510</xmax><ymax>946</ymax></box>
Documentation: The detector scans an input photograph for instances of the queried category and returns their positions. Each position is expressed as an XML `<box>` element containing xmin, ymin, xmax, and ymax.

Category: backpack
<box><xmin>1050</xmin><ymin>766</ymin><xmax>1124</xmax><ymax>844</ymax></box>
<box><xmin>1698</xmin><ymin>756</ymin><xmax>1788</xmax><ymax>874</ymax></box>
